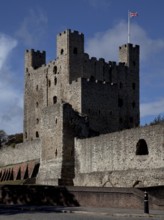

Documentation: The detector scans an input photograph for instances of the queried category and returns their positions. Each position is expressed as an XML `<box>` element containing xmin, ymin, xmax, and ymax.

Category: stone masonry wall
<box><xmin>36</xmin><ymin>104</ymin><xmax>64</xmax><ymax>185</ymax></box>
<box><xmin>81</xmin><ymin>78</ymin><xmax>119</xmax><ymax>134</ymax></box>
<box><xmin>74</xmin><ymin>124</ymin><xmax>164</xmax><ymax>187</ymax></box>
<box><xmin>81</xmin><ymin>44</ymin><xmax>139</xmax><ymax>132</ymax></box>
<box><xmin>0</xmin><ymin>139</ymin><xmax>40</xmax><ymax>167</ymax></box>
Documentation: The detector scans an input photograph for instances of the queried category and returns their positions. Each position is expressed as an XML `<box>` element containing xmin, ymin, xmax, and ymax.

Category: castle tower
<box><xmin>24</xmin><ymin>50</ymin><xmax>47</xmax><ymax>141</ymax></box>
<box><xmin>57</xmin><ymin>29</ymin><xmax>84</xmax><ymax>83</ymax></box>
<box><xmin>119</xmin><ymin>44</ymin><xmax>140</xmax><ymax>128</ymax></box>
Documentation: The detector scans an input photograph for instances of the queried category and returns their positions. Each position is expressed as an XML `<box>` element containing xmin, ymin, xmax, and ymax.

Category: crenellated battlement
<box><xmin>119</xmin><ymin>43</ymin><xmax>139</xmax><ymax>50</ymax></box>
<box><xmin>84</xmin><ymin>54</ymin><xmax>126</xmax><ymax>69</ymax></box>
<box><xmin>25</xmin><ymin>49</ymin><xmax>46</xmax><ymax>54</ymax></box>
<box><xmin>25</xmin><ymin>49</ymin><xmax>46</xmax><ymax>69</ymax></box>
<box><xmin>58</xmin><ymin>29</ymin><xmax>84</xmax><ymax>38</ymax></box>
<box><xmin>56</xmin><ymin>29</ymin><xmax>84</xmax><ymax>60</ymax></box>
<box><xmin>119</xmin><ymin>43</ymin><xmax>140</xmax><ymax>65</ymax></box>
<box><xmin>82</xmin><ymin>53</ymin><xmax>127</xmax><ymax>83</ymax></box>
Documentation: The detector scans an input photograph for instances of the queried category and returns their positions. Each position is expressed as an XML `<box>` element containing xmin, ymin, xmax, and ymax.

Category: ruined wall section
<box><xmin>59</xmin><ymin>104</ymin><xmax>90</xmax><ymax>185</ymax></box>
<box><xmin>40</xmin><ymin>104</ymin><xmax>63</xmax><ymax>161</ymax></box>
<box><xmin>74</xmin><ymin>124</ymin><xmax>164</xmax><ymax>187</ymax></box>
<box><xmin>36</xmin><ymin>104</ymin><xmax>64</xmax><ymax>185</ymax></box>
<box><xmin>37</xmin><ymin>102</ymin><xmax>90</xmax><ymax>186</ymax></box>
<box><xmin>0</xmin><ymin>139</ymin><xmax>40</xmax><ymax>167</ymax></box>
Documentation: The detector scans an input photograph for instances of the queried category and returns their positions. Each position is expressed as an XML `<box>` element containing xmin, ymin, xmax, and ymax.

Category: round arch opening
<box><xmin>136</xmin><ymin>139</ymin><xmax>149</xmax><ymax>155</ymax></box>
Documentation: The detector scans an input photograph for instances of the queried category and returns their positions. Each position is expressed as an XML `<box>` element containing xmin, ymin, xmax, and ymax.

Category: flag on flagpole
<box><xmin>129</xmin><ymin>12</ymin><xmax>138</xmax><ymax>18</ymax></box>
<box><xmin>128</xmin><ymin>11</ymin><xmax>138</xmax><ymax>43</ymax></box>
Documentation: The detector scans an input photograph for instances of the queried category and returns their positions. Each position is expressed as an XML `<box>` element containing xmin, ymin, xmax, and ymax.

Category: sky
<box><xmin>0</xmin><ymin>0</ymin><xmax>164</xmax><ymax>134</ymax></box>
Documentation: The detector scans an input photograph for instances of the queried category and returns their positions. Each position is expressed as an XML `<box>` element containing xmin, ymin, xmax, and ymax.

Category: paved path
<box><xmin>0</xmin><ymin>205</ymin><xmax>163</xmax><ymax>220</ymax></box>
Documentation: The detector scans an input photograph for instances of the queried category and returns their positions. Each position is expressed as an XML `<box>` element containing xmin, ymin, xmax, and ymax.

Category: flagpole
<box><xmin>128</xmin><ymin>10</ymin><xmax>130</xmax><ymax>43</ymax></box>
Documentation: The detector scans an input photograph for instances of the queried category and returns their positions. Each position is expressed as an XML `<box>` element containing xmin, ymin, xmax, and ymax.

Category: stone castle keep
<box><xmin>0</xmin><ymin>29</ymin><xmax>163</xmax><ymax>187</ymax></box>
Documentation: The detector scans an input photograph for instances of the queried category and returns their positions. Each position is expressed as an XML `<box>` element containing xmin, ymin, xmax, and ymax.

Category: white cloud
<box><xmin>140</xmin><ymin>99</ymin><xmax>164</xmax><ymax>117</ymax></box>
<box><xmin>16</xmin><ymin>8</ymin><xmax>48</xmax><ymax>47</ymax></box>
<box><xmin>0</xmin><ymin>33</ymin><xmax>23</xmax><ymax>134</ymax></box>
<box><xmin>132</xmin><ymin>24</ymin><xmax>164</xmax><ymax>60</ymax></box>
<box><xmin>86</xmin><ymin>22</ymin><xmax>126</xmax><ymax>61</ymax></box>
<box><xmin>0</xmin><ymin>9</ymin><xmax>48</xmax><ymax>135</ymax></box>
<box><xmin>0</xmin><ymin>34</ymin><xmax>17</xmax><ymax>69</ymax></box>
<box><xmin>86</xmin><ymin>21</ymin><xmax>164</xmax><ymax>62</ymax></box>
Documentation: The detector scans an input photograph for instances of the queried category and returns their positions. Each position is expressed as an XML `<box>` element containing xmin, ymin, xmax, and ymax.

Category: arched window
<box><xmin>53</xmin><ymin>96</ymin><xmax>57</xmax><ymax>104</ymax></box>
<box><xmin>109</xmin><ymin>69</ymin><xmax>112</xmax><ymax>82</ymax></box>
<box><xmin>130</xmin><ymin>117</ymin><xmax>133</xmax><ymax>123</ymax></box>
<box><xmin>136</xmin><ymin>139</ymin><xmax>149</xmax><ymax>155</ymax></box>
<box><xmin>118</xmin><ymin>98</ymin><xmax>123</xmax><ymax>107</ymax></box>
<box><xmin>73</xmin><ymin>47</ymin><xmax>78</xmax><ymax>54</ymax></box>
<box><xmin>36</xmin><ymin>131</ymin><xmax>39</xmax><ymax>138</ymax></box>
<box><xmin>54</xmin><ymin>77</ymin><xmax>57</xmax><ymax>85</ymax></box>
<box><xmin>53</xmin><ymin>66</ymin><xmax>57</xmax><ymax>74</ymax></box>
<box><xmin>119</xmin><ymin>82</ymin><xmax>123</xmax><ymax>89</ymax></box>
<box><xmin>132</xmin><ymin>101</ymin><xmax>136</xmax><ymax>108</ymax></box>
<box><xmin>60</xmin><ymin>49</ymin><xmax>64</xmax><ymax>55</ymax></box>
<box><xmin>48</xmin><ymin>80</ymin><xmax>51</xmax><ymax>87</ymax></box>
<box><xmin>90</xmin><ymin>76</ymin><xmax>95</xmax><ymax>81</ymax></box>
<box><xmin>132</xmin><ymin>83</ymin><xmax>136</xmax><ymax>90</ymax></box>
<box><xmin>55</xmin><ymin>149</ymin><xmax>58</xmax><ymax>157</ymax></box>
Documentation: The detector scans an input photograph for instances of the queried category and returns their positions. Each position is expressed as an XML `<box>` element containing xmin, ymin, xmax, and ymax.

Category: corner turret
<box><xmin>25</xmin><ymin>49</ymin><xmax>46</xmax><ymax>70</ymax></box>
<box><xmin>57</xmin><ymin>29</ymin><xmax>84</xmax><ymax>82</ymax></box>
<box><xmin>119</xmin><ymin>44</ymin><xmax>139</xmax><ymax>70</ymax></box>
